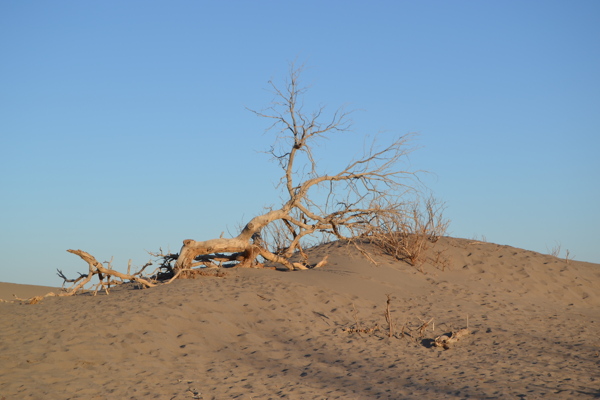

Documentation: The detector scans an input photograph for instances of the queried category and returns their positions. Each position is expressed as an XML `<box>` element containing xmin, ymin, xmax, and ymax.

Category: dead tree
<box><xmin>173</xmin><ymin>64</ymin><xmax>425</xmax><ymax>272</ymax></box>
<box><xmin>59</xmin><ymin>63</ymin><xmax>444</xmax><ymax>293</ymax></box>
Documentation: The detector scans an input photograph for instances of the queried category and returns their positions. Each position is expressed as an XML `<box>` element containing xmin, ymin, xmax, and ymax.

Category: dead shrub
<box><xmin>362</xmin><ymin>196</ymin><xmax>449</xmax><ymax>270</ymax></box>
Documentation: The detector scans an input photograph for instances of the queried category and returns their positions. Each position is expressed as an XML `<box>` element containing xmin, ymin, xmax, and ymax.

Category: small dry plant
<box><xmin>364</xmin><ymin>196</ymin><xmax>449</xmax><ymax>271</ymax></box>
<box><xmin>547</xmin><ymin>242</ymin><xmax>574</xmax><ymax>265</ymax></box>
<box><xmin>431</xmin><ymin>248</ymin><xmax>451</xmax><ymax>271</ymax></box>
<box><xmin>343</xmin><ymin>296</ymin><xmax>471</xmax><ymax>350</ymax></box>
<box><xmin>343</xmin><ymin>303</ymin><xmax>380</xmax><ymax>335</ymax></box>
<box><xmin>564</xmin><ymin>249</ymin><xmax>573</xmax><ymax>265</ymax></box>
<box><xmin>417</xmin><ymin>317</ymin><xmax>435</xmax><ymax>339</ymax></box>
<box><xmin>547</xmin><ymin>242</ymin><xmax>562</xmax><ymax>258</ymax></box>
<box><xmin>343</xmin><ymin>297</ymin><xmax>433</xmax><ymax>342</ymax></box>
<box><xmin>470</xmin><ymin>234</ymin><xmax>487</xmax><ymax>243</ymax></box>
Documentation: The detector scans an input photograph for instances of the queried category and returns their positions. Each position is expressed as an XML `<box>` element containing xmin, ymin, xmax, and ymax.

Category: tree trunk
<box><xmin>174</xmin><ymin>208</ymin><xmax>290</xmax><ymax>271</ymax></box>
<box><xmin>174</xmin><ymin>237</ymin><xmax>252</xmax><ymax>271</ymax></box>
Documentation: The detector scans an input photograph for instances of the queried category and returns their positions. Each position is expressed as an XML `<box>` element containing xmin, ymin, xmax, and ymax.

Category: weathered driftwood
<box><xmin>59</xmin><ymin>250</ymin><xmax>156</xmax><ymax>296</ymax></box>
<box><xmin>2</xmin><ymin>292</ymin><xmax>58</xmax><ymax>304</ymax></box>
<box><xmin>434</xmin><ymin>328</ymin><xmax>470</xmax><ymax>349</ymax></box>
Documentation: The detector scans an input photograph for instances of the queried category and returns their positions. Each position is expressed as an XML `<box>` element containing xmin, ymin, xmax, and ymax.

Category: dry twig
<box><xmin>434</xmin><ymin>328</ymin><xmax>470</xmax><ymax>349</ymax></box>
<box><xmin>385</xmin><ymin>294</ymin><xmax>395</xmax><ymax>338</ymax></box>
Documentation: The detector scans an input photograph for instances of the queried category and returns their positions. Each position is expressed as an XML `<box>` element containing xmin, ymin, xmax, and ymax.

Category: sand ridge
<box><xmin>1</xmin><ymin>237</ymin><xmax>598</xmax><ymax>399</ymax></box>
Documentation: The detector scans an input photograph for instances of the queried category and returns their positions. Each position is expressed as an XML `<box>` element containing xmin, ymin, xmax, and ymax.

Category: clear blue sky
<box><xmin>1</xmin><ymin>1</ymin><xmax>599</xmax><ymax>286</ymax></box>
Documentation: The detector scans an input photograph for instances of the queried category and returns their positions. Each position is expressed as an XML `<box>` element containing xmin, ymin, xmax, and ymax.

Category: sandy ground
<box><xmin>1</xmin><ymin>237</ymin><xmax>599</xmax><ymax>399</ymax></box>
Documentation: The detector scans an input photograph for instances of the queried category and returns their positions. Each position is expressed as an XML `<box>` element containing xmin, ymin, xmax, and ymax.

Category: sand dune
<box><xmin>1</xmin><ymin>237</ymin><xmax>598</xmax><ymax>399</ymax></box>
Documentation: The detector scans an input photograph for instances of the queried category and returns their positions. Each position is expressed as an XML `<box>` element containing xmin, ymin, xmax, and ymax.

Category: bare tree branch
<box><xmin>173</xmin><ymin>63</ymin><xmax>442</xmax><ymax>272</ymax></box>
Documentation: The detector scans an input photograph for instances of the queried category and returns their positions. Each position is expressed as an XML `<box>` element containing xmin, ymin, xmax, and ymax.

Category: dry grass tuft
<box><xmin>360</xmin><ymin>197</ymin><xmax>449</xmax><ymax>271</ymax></box>
<box><xmin>343</xmin><ymin>296</ymin><xmax>472</xmax><ymax>351</ymax></box>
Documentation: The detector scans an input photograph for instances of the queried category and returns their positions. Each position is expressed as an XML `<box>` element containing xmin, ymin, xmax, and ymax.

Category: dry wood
<box><xmin>8</xmin><ymin>293</ymin><xmax>57</xmax><ymax>304</ymax></box>
<box><xmin>58</xmin><ymin>63</ymin><xmax>446</xmax><ymax>293</ymax></box>
<box><xmin>434</xmin><ymin>328</ymin><xmax>470</xmax><ymax>349</ymax></box>
<box><xmin>418</xmin><ymin>317</ymin><xmax>434</xmax><ymax>339</ymax></box>
<box><xmin>59</xmin><ymin>250</ymin><xmax>156</xmax><ymax>296</ymax></box>
<box><xmin>385</xmin><ymin>294</ymin><xmax>395</xmax><ymax>338</ymax></box>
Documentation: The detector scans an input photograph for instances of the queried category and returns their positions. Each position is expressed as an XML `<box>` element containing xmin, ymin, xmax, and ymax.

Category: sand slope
<box><xmin>1</xmin><ymin>237</ymin><xmax>599</xmax><ymax>399</ymax></box>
